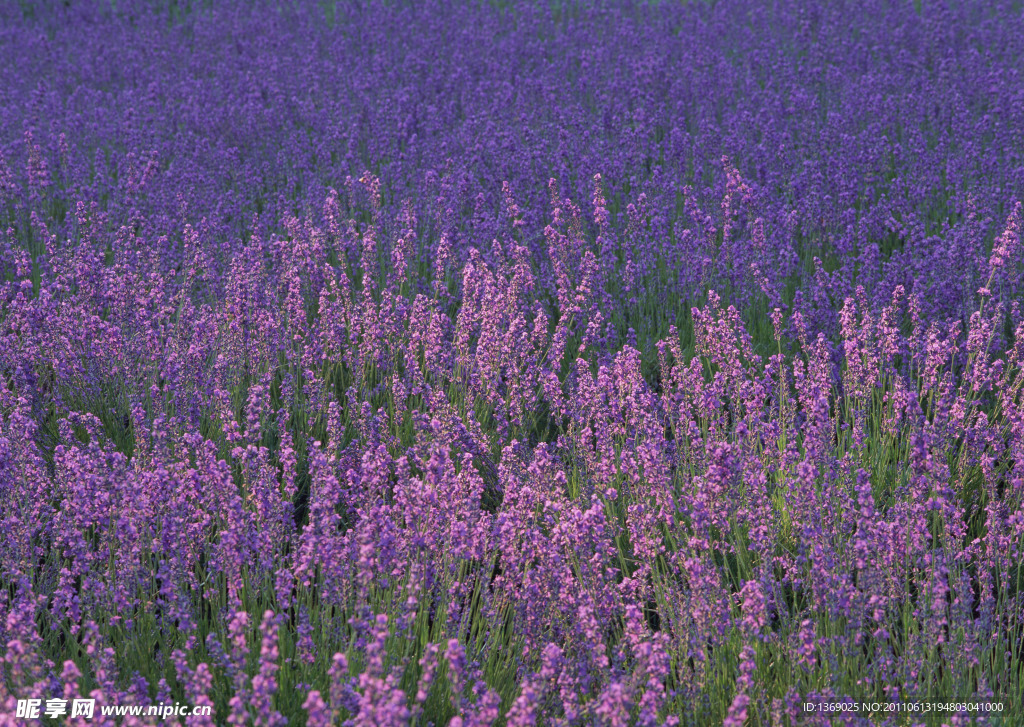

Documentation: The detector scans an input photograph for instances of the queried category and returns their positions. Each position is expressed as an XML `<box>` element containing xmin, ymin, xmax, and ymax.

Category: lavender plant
<box><xmin>1</xmin><ymin>1</ymin><xmax>1024</xmax><ymax>725</ymax></box>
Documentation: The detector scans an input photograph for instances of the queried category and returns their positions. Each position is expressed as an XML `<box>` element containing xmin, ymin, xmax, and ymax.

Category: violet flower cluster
<box><xmin>1</xmin><ymin>1</ymin><xmax>1024</xmax><ymax>725</ymax></box>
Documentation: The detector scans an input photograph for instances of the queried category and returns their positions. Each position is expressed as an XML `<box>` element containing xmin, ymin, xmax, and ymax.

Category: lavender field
<box><xmin>1</xmin><ymin>0</ymin><xmax>1024</xmax><ymax>724</ymax></box>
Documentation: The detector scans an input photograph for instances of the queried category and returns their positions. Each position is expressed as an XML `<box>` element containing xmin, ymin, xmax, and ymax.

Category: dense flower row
<box><xmin>1</xmin><ymin>1</ymin><xmax>1024</xmax><ymax>725</ymax></box>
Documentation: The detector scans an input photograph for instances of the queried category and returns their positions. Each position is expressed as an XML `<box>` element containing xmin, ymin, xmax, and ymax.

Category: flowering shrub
<box><xmin>1</xmin><ymin>1</ymin><xmax>1023</xmax><ymax>725</ymax></box>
